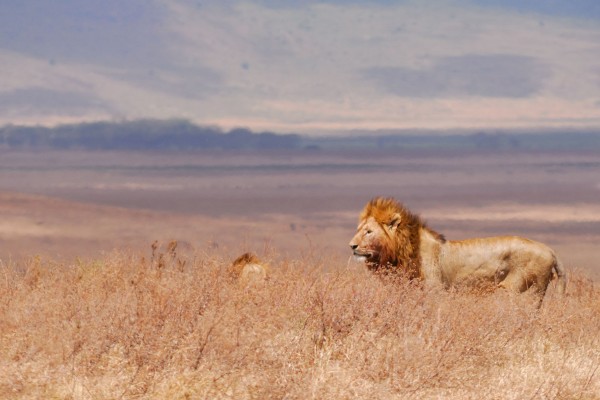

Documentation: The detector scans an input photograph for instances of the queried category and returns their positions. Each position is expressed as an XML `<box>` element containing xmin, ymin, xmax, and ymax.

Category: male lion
<box><xmin>349</xmin><ymin>197</ymin><xmax>566</xmax><ymax>299</ymax></box>
<box><xmin>228</xmin><ymin>252</ymin><xmax>268</xmax><ymax>285</ymax></box>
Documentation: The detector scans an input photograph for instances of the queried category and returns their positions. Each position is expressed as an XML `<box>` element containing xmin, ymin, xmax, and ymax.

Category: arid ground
<box><xmin>0</xmin><ymin>149</ymin><xmax>598</xmax><ymax>277</ymax></box>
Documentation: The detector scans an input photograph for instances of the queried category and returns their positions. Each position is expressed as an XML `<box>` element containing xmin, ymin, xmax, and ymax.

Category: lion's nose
<box><xmin>350</xmin><ymin>244</ymin><xmax>358</xmax><ymax>250</ymax></box>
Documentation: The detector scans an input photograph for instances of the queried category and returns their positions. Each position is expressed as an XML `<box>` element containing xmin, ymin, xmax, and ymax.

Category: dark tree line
<box><xmin>0</xmin><ymin>119</ymin><xmax>303</xmax><ymax>150</ymax></box>
<box><xmin>373</xmin><ymin>131</ymin><xmax>600</xmax><ymax>151</ymax></box>
<box><xmin>1</xmin><ymin>119</ymin><xmax>598</xmax><ymax>152</ymax></box>
<box><xmin>304</xmin><ymin>130</ymin><xmax>600</xmax><ymax>151</ymax></box>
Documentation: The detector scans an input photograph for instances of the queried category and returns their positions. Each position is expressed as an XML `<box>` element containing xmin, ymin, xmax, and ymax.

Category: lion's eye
<box><xmin>366</xmin><ymin>229</ymin><xmax>373</xmax><ymax>234</ymax></box>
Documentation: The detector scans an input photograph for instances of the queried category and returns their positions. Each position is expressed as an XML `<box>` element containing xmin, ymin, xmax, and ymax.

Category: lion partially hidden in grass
<box><xmin>228</xmin><ymin>252</ymin><xmax>268</xmax><ymax>285</ymax></box>
<box><xmin>349</xmin><ymin>197</ymin><xmax>566</xmax><ymax>299</ymax></box>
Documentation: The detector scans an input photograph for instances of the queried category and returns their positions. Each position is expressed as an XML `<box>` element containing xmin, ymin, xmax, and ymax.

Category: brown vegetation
<box><xmin>0</xmin><ymin>246</ymin><xmax>598</xmax><ymax>399</ymax></box>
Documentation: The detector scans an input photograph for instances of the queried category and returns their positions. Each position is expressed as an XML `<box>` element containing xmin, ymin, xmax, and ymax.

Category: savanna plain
<box><xmin>1</xmin><ymin>149</ymin><xmax>599</xmax><ymax>399</ymax></box>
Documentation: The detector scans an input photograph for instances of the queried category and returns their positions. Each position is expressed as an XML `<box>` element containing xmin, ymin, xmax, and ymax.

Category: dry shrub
<box><xmin>0</xmin><ymin>249</ymin><xmax>598</xmax><ymax>399</ymax></box>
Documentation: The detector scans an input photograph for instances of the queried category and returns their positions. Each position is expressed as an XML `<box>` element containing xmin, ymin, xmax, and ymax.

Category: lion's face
<box><xmin>349</xmin><ymin>216</ymin><xmax>394</xmax><ymax>264</ymax></box>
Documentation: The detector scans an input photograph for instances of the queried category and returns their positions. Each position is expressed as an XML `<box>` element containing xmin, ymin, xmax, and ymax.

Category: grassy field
<box><xmin>1</xmin><ymin>246</ymin><xmax>598</xmax><ymax>399</ymax></box>
<box><xmin>1</xmin><ymin>149</ymin><xmax>599</xmax><ymax>398</ymax></box>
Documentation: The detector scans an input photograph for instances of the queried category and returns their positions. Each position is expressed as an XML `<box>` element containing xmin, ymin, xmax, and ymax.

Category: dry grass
<box><xmin>0</xmin><ymin>245</ymin><xmax>599</xmax><ymax>400</ymax></box>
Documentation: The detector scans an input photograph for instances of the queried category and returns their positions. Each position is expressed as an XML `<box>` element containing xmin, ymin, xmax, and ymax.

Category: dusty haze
<box><xmin>1</xmin><ymin>149</ymin><xmax>598</xmax><ymax>278</ymax></box>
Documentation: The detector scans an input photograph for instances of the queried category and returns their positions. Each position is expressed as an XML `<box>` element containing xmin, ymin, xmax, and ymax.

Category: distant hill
<box><xmin>1</xmin><ymin>119</ymin><xmax>599</xmax><ymax>152</ymax></box>
<box><xmin>1</xmin><ymin>2</ymin><xmax>599</xmax><ymax>132</ymax></box>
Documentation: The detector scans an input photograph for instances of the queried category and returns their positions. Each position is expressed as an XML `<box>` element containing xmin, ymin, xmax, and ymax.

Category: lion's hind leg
<box><xmin>497</xmin><ymin>270</ymin><xmax>529</xmax><ymax>293</ymax></box>
<box><xmin>498</xmin><ymin>270</ymin><xmax>549</xmax><ymax>308</ymax></box>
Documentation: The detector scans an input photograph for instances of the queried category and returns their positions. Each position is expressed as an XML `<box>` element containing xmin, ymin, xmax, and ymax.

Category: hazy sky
<box><xmin>1</xmin><ymin>0</ymin><xmax>599</xmax><ymax>133</ymax></box>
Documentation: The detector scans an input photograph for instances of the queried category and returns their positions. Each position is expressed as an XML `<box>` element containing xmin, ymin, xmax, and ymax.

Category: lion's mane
<box><xmin>360</xmin><ymin>197</ymin><xmax>444</xmax><ymax>277</ymax></box>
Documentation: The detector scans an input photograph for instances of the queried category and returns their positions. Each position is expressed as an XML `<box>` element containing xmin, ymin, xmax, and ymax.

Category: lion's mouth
<box><xmin>353</xmin><ymin>250</ymin><xmax>375</xmax><ymax>260</ymax></box>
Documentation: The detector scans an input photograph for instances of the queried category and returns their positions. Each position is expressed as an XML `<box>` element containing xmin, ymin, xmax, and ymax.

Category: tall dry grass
<box><xmin>0</xmin><ymin>244</ymin><xmax>598</xmax><ymax>399</ymax></box>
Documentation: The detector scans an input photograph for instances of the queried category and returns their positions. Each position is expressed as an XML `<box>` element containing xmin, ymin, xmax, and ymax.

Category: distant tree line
<box><xmin>1</xmin><ymin>119</ymin><xmax>599</xmax><ymax>151</ymax></box>
<box><xmin>304</xmin><ymin>130</ymin><xmax>600</xmax><ymax>151</ymax></box>
<box><xmin>0</xmin><ymin>119</ymin><xmax>303</xmax><ymax>150</ymax></box>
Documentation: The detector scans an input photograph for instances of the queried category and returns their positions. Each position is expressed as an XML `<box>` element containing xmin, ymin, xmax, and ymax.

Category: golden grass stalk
<box><xmin>0</xmin><ymin>249</ymin><xmax>598</xmax><ymax>399</ymax></box>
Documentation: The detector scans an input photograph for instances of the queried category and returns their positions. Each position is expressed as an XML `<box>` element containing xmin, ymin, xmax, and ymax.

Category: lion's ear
<box><xmin>388</xmin><ymin>214</ymin><xmax>402</xmax><ymax>231</ymax></box>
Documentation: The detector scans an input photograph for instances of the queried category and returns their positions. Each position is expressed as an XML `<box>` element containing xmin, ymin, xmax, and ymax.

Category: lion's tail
<box><xmin>553</xmin><ymin>255</ymin><xmax>567</xmax><ymax>295</ymax></box>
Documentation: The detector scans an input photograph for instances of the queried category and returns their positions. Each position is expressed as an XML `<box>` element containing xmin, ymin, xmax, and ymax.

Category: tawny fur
<box><xmin>228</xmin><ymin>252</ymin><xmax>268</xmax><ymax>284</ymax></box>
<box><xmin>350</xmin><ymin>197</ymin><xmax>566</xmax><ymax>299</ymax></box>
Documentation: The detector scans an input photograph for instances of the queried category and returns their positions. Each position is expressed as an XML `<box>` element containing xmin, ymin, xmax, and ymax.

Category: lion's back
<box><xmin>239</xmin><ymin>263</ymin><xmax>268</xmax><ymax>281</ymax></box>
<box><xmin>441</xmin><ymin>236</ymin><xmax>557</xmax><ymax>290</ymax></box>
